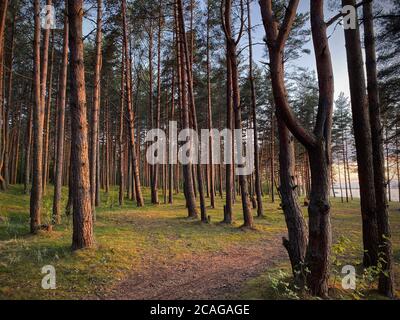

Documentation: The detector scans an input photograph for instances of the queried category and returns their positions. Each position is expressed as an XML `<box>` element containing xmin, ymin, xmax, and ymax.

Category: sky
<box><xmin>249</xmin><ymin>0</ymin><xmax>351</xmax><ymax>100</ymax></box>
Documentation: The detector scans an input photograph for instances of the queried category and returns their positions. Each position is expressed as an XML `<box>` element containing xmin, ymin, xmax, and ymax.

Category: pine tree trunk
<box><xmin>206</xmin><ymin>0</ymin><xmax>215</xmax><ymax>209</ymax></box>
<box><xmin>176</xmin><ymin>0</ymin><xmax>198</xmax><ymax>218</ymax></box>
<box><xmin>53</xmin><ymin>9</ymin><xmax>68</xmax><ymax>225</ymax></box>
<box><xmin>3</xmin><ymin>14</ymin><xmax>15</xmax><ymax>190</ymax></box>
<box><xmin>277</xmin><ymin>115</ymin><xmax>308</xmax><ymax>285</ymax></box>
<box><xmin>0</xmin><ymin>1</ymin><xmax>8</xmax><ymax>190</ymax></box>
<box><xmin>148</xmin><ymin>21</ymin><xmax>154</xmax><ymax>200</ymax></box>
<box><xmin>342</xmin><ymin>0</ymin><xmax>378</xmax><ymax>267</ymax></box>
<box><xmin>168</xmin><ymin>60</ymin><xmax>175</xmax><ymax>204</ymax></box>
<box><xmin>104</xmin><ymin>99</ymin><xmax>110</xmax><ymax>194</ymax></box>
<box><xmin>345</xmin><ymin>138</ymin><xmax>353</xmax><ymax>200</ymax></box>
<box><xmin>363</xmin><ymin>1</ymin><xmax>394</xmax><ymax>297</ymax></box>
<box><xmin>11</xmin><ymin>103</ymin><xmax>22</xmax><ymax>184</ymax></box>
<box><xmin>151</xmin><ymin>2</ymin><xmax>163</xmax><ymax>204</ymax></box>
<box><xmin>90</xmin><ymin>0</ymin><xmax>102</xmax><ymax>214</ymax></box>
<box><xmin>246</xmin><ymin>0</ymin><xmax>263</xmax><ymax>217</ymax></box>
<box><xmin>223</xmin><ymin>49</ymin><xmax>233</xmax><ymax>224</ymax></box>
<box><xmin>338</xmin><ymin>157</ymin><xmax>344</xmax><ymax>202</ymax></box>
<box><xmin>68</xmin><ymin>0</ymin><xmax>94</xmax><ymax>250</ymax></box>
<box><xmin>43</xmin><ymin>33</ymin><xmax>54</xmax><ymax>194</ymax></box>
<box><xmin>270</xmin><ymin>104</ymin><xmax>275</xmax><ymax>203</ymax></box>
<box><xmin>24</xmin><ymin>104</ymin><xmax>33</xmax><ymax>193</ymax></box>
<box><xmin>223</xmin><ymin>0</ymin><xmax>253</xmax><ymax>227</ymax></box>
<box><xmin>341</xmin><ymin>123</ymin><xmax>349</xmax><ymax>202</ymax></box>
<box><xmin>30</xmin><ymin>0</ymin><xmax>45</xmax><ymax>233</ymax></box>
<box><xmin>118</xmin><ymin>56</ymin><xmax>125</xmax><ymax>206</ymax></box>
<box><xmin>122</xmin><ymin>0</ymin><xmax>144</xmax><ymax>207</ymax></box>
<box><xmin>178</xmin><ymin>0</ymin><xmax>207</xmax><ymax>222</ymax></box>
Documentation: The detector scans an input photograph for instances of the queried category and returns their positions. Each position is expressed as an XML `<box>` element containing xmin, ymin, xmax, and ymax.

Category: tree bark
<box><xmin>68</xmin><ymin>0</ymin><xmax>94</xmax><ymax>250</ymax></box>
<box><xmin>43</xmin><ymin>33</ymin><xmax>54</xmax><ymax>194</ymax></box>
<box><xmin>342</xmin><ymin>0</ymin><xmax>378</xmax><ymax>267</ymax></box>
<box><xmin>222</xmin><ymin>0</ymin><xmax>253</xmax><ymax>227</ymax></box>
<box><xmin>278</xmin><ymin>115</ymin><xmax>308</xmax><ymax>285</ymax></box>
<box><xmin>151</xmin><ymin>1</ymin><xmax>163</xmax><ymax>205</ymax></box>
<box><xmin>3</xmin><ymin>14</ymin><xmax>16</xmax><ymax>190</ymax></box>
<box><xmin>223</xmin><ymin>47</ymin><xmax>233</xmax><ymax>222</ymax></box>
<box><xmin>90</xmin><ymin>0</ymin><xmax>103</xmax><ymax>215</ymax></box>
<box><xmin>176</xmin><ymin>0</ymin><xmax>198</xmax><ymax>218</ymax></box>
<box><xmin>177</xmin><ymin>0</ymin><xmax>207</xmax><ymax>222</ymax></box>
<box><xmin>0</xmin><ymin>0</ymin><xmax>8</xmax><ymax>190</ymax></box>
<box><xmin>24</xmin><ymin>103</ymin><xmax>33</xmax><ymax>193</ymax></box>
<box><xmin>246</xmin><ymin>0</ymin><xmax>263</xmax><ymax>217</ymax></box>
<box><xmin>206</xmin><ymin>0</ymin><xmax>215</xmax><ymax>209</ymax></box>
<box><xmin>122</xmin><ymin>0</ymin><xmax>144</xmax><ymax>207</ymax></box>
<box><xmin>270</xmin><ymin>104</ymin><xmax>275</xmax><ymax>203</ymax></box>
<box><xmin>30</xmin><ymin>0</ymin><xmax>44</xmax><ymax>233</ymax></box>
<box><xmin>168</xmin><ymin>57</ymin><xmax>175</xmax><ymax>205</ymax></box>
<box><xmin>53</xmin><ymin>10</ymin><xmax>68</xmax><ymax>224</ymax></box>
<box><xmin>119</xmin><ymin>55</ymin><xmax>125</xmax><ymax>206</ymax></box>
<box><xmin>363</xmin><ymin>0</ymin><xmax>394</xmax><ymax>297</ymax></box>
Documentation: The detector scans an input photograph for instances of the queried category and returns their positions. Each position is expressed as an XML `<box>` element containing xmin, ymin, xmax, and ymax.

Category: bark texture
<box><xmin>90</xmin><ymin>0</ymin><xmax>103</xmax><ymax>213</ymax></box>
<box><xmin>342</xmin><ymin>0</ymin><xmax>378</xmax><ymax>267</ymax></box>
<box><xmin>68</xmin><ymin>0</ymin><xmax>94</xmax><ymax>250</ymax></box>
<box><xmin>53</xmin><ymin>9</ymin><xmax>68</xmax><ymax>224</ymax></box>
<box><xmin>363</xmin><ymin>0</ymin><xmax>394</xmax><ymax>297</ymax></box>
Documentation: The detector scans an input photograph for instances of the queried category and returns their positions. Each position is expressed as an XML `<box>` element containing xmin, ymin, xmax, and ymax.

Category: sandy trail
<box><xmin>99</xmin><ymin>234</ymin><xmax>287</xmax><ymax>300</ymax></box>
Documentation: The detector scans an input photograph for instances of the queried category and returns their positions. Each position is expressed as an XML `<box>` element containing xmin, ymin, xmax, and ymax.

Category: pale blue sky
<box><xmin>249</xmin><ymin>0</ymin><xmax>351</xmax><ymax>99</ymax></box>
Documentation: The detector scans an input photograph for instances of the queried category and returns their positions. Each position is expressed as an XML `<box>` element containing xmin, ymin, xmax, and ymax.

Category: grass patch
<box><xmin>0</xmin><ymin>185</ymin><xmax>283</xmax><ymax>299</ymax></box>
<box><xmin>0</xmin><ymin>185</ymin><xmax>399</xmax><ymax>299</ymax></box>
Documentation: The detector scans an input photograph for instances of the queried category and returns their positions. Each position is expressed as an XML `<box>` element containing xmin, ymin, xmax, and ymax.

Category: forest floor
<box><xmin>0</xmin><ymin>185</ymin><xmax>399</xmax><ymax>300</ymax></box>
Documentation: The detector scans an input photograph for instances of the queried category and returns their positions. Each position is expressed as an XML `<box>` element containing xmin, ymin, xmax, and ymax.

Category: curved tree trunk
<box><xmin>260</xmin><ymin>0</ymin><xmax>333</xmax><ymax>297</ymax></box>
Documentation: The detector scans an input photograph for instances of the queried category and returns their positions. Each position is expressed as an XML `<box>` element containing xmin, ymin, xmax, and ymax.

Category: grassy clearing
<box><xmin>0</xmin><ymin>185</ymin><xmax>284</xmax><ymax>299</ymax></box>
<box><xmin>0</xmin><ymin>185</ymin><xmax>399</xmax><ymax>299</ymax></box>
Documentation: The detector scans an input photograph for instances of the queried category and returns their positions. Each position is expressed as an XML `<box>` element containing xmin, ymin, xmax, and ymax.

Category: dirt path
<box><xmin>100</xmin><ymin>234</ymin><xmax>287</xmax><ymax>300</ymax></box>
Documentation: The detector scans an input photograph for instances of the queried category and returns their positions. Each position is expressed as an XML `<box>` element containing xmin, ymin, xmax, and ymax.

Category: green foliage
<box><xmin>269</xmin><ymin>270</ymin><xmax>301</xmax><ymax>300</ymax></box>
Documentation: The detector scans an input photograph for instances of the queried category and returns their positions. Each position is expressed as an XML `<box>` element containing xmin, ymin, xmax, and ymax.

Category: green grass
<box><xmin>0</xmin><ymin>185</ymin><xmax>284</xmax><ymax>299</ymax></box>
<box><xmin>237</xmin><ymin>198</ymin><xmax>400</xmax><ymax>300</ymax></box>
<box><xmin>0</xmin><ymin>185</ymin><xmax>399</xmax><ymax>299</ymax></box>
